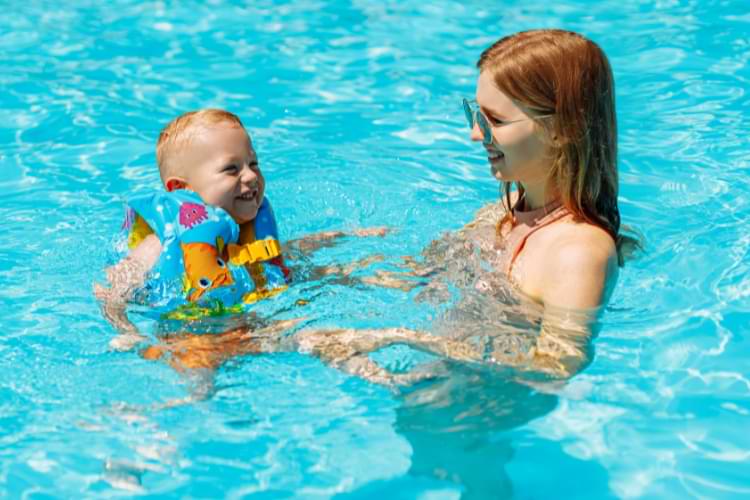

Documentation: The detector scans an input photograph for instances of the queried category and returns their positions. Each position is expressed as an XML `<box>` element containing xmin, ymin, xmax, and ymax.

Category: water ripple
<box><xmin>1</xmin><ymin>0</ymin><xmax>750</xmax><ymax>497</ymax></box>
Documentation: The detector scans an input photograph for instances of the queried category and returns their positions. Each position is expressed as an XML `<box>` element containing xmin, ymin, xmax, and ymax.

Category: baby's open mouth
<box><xmin>237</xmin><ymin>191</ymin><xmax>257</xmax><ymax>201</ymax></box>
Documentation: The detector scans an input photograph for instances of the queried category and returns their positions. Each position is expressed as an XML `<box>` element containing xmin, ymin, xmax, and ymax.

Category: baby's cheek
<box><xmin>208</xmin><ymin>192</ymin><xmax>226</xmax><ymax>207</ymax></box>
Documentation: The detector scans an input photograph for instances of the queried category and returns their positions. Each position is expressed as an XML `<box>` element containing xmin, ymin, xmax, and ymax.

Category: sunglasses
<box><xmin>462</xmin><ymin>98</ymin><xmax>553</xmax><ymax>146</ymax></box>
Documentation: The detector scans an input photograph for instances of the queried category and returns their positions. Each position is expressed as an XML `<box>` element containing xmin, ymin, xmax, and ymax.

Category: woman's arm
<box><xmin>529</xmin><ymin>227</ymin><xmax>619</xmax><ymax>376</ymax></box>
<box><xmin>284</xmin><ymin>227</ymin><xmax>389</xmax><ymax>257</ymax></box>
<box><xmin>542</xmin><ymin>228</ymin><xmax>618</xmax><ymax>310</ymax></box>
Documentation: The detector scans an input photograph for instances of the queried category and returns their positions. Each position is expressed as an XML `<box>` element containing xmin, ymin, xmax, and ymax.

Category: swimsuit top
<box><xmin>497</xmin><ymin>199</ymin><xmax>571</xmax><ymax>278</ymax></box>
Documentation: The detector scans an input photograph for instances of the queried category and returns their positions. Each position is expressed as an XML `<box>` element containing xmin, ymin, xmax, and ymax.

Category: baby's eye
<box><xmin>248</xmin><ymin>161</ymin><xmax>260</xmax><ymax>171</ymax></box>
<box><xmin>223</xmin><ymin>164</ymin><xmax>239</xmax><ymax>173</ymax></box>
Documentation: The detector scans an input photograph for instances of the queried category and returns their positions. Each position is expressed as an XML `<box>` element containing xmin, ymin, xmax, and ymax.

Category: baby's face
<box><xmin>175</xmin><ymin>123</ymin><xmax>265</xmax><ymax>224</ymax></box>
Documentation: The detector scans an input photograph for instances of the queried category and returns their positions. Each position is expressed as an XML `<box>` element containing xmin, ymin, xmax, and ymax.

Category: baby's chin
<box><xmin>229</xmin><ymin>203</ymin><xmax>260</xmax><ymax>225</ymax></box>
<box><xmin>232</xmin><ymin>210</ymin><xmax>259</xmax><ymax>225</ymax></box>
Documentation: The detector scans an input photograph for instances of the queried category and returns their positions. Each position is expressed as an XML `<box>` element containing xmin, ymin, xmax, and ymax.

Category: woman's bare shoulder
<box><xmin>549</xmin><ymin>222</ymin><xmax>617</xmax><ymax>271</ymax></box>
<box><xmin>563</xmin><ymin>218</ymin><xmax>615</xmax><ymax>247</ymax></box>
<box><xmin>540</xmin><ymin>221</ymin><xmax>618</xmax><ymax>309</ymax></box>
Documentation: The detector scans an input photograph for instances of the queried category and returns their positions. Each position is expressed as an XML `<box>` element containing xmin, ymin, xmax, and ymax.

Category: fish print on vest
<box><xmin>180</xmin><ymin>242</ymin><xmax>234</xmax><ymax>302</ymax></box>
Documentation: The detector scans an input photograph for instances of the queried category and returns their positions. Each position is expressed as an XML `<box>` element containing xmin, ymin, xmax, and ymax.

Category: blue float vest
<box><xmin>121</xmin><ymin>190</ymin><xmax>290</xmax><ymax>320</ymax></box>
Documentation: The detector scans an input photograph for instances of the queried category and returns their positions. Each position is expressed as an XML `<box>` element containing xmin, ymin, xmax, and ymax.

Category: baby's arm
<box><xmin>101</xmin><ymin>234</ymin><xmax>161</xmax><ymax>300</ymax></box>
<box><xmin>94</xmin><ymin>234</ymin><xmax>161</xmax><ymax>347</ymax></box>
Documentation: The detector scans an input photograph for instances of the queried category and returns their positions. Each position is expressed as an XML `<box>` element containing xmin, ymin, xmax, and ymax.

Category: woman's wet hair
<box><xmin>478</xmin><ymin>29</ymin><xmax>636</xmax><ymax>263</ymax></box>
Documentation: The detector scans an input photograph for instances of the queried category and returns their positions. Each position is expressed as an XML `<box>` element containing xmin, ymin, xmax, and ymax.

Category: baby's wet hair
<box><xmin>156</xmin><ymin>109</ymin><xmax>246</xmax><ymax>183</ymax></box>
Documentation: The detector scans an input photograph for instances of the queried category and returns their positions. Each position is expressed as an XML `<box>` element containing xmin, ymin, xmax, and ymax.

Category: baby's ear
<box><xmin>165</xmin><ymin>178</ymin><xmax>186</xmax><ymax>192</ymax></box>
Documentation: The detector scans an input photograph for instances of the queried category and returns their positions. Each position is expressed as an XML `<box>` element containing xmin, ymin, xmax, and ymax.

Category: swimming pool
<box><xmin>2</xmin><ymin>0</ymin><xmax>749</xmax><ymax>497</ymax></box>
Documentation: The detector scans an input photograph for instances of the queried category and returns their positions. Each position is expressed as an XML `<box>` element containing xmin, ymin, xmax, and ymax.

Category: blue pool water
<box><xmin>2</xmin><ymin>1</ymin><xmax>749</xmax><ymax>497</ymax></box>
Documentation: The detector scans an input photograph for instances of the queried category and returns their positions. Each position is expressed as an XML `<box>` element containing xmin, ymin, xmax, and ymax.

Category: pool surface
<box><xmin>1</xmin><ymin>0</ymin><xmax>749</xmax><ymax>498</ymax></box>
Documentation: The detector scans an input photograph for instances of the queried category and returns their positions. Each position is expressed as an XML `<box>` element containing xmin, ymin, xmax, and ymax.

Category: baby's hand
<box><xmin>109</xmin><ymin>332</ymin><xmax>148</xmax><ymax>352</ymax></box>
<box><xmin>93</xmin><ymin>282</ymin><xmax>115</xmax><ymax>302</ymax></box>
<box><xmin>94</xmin><ymin>281</ymin><xmax>146</xmax><ymax>348</ymax></box>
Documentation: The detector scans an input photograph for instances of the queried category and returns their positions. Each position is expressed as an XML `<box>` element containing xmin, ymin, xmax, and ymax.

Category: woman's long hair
<box><xmin>478</xmin><ymin>30</ymin><xmax>631</xmax><ymax>260</ymax></box>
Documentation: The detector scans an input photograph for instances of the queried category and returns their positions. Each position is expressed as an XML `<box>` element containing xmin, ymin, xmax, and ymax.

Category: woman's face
<box><xmin>472</xmin><ymin>71</ymin><xmax>551</xmax><ymax>185</ymax></box>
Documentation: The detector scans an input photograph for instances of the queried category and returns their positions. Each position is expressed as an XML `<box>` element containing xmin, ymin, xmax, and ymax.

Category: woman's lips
<box><xmin>489</xmin><ymin>153</ymin><xmax>505</xmax><ymax>166</ymax></box>
<box><xmin>486</xmin><ymin>146</ymin><xmax>505</xmax><ymax>164</ymax></box>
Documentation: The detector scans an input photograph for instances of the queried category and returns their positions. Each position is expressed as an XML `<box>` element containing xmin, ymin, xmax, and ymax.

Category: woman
<box><xmin>299</xmin><ymin>29</ymin><xmax>630</xmax><ymax>379</ymax></box>
<box><xmin>455</xmin><ymin>28</ymin><xmax>624</xmax><ymax>376</ymax></box>
<box><xmin>466</xmin><ymin>28</ymin><xmax>620</xmax><ymax>309</ymax></box>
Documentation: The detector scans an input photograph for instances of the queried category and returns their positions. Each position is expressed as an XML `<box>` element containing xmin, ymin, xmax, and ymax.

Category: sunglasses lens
<box><xmin>462</xmin><ymin>99</ymin><xmax>475</xmax><ymax>129</ymax></box>
<box><xmin>476</xmin><ymin>113</ymin><xmax>493</xmax><ymax>145</ymax></box>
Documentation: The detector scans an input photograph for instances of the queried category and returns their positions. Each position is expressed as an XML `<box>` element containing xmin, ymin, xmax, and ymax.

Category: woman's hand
<box><xmin>284</xmin><ymin>227</ymin><xmax>391</xmax><ymax>256</ymax></box>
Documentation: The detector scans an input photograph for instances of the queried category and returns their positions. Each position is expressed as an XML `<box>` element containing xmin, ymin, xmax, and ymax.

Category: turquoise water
<box><xmin>2</xmin><ymin>0</ymin><xmax>749</xmax><ymax>497</ymax></box>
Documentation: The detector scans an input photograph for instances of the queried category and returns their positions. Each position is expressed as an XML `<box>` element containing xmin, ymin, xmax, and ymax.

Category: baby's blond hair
<box><xmin>156</xmin><ymin>109</ymin><xmax>245</xmax><ymax>183</ymax></box>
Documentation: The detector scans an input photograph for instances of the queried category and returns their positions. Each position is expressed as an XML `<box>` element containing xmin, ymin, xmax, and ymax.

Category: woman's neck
<box><xmin>519</xmin><ymin>181</ymin><xmax>559</xmax><ymax>211</ymax></box>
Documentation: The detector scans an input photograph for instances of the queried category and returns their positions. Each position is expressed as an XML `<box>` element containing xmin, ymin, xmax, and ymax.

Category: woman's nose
<box><xmin>470</xmin><ymin>122</ymin><xmax>484</xmax><ymax>143</ymax></box>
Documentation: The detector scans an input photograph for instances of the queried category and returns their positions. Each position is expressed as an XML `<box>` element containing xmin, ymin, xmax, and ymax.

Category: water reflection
<box><xmin>395</xmin><ymin>367</ymin><xmax>557</xmax><ymax>497</ymax></box>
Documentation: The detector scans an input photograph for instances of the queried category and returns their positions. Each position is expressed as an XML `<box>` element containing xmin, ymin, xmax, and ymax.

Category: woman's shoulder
<box><xmin>549</xmin><ymin>220</ymin><xmax>617</xmax><ymax>267</ymax></box>
<box><xmin>538</xmin><ymin>219</ymin><xmax>618</xmax><ymax>309</ymax></box>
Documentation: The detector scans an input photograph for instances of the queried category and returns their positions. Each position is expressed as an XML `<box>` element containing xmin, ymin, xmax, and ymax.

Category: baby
<box><xmin>96</xmin><ymin>109</ymin><xmax>386</xmax><ymax>369</ymax></box>
<box><xmin>98</xmin><ymin>109</ymin><xmax>289</xmax><ymax>323</ymax></box>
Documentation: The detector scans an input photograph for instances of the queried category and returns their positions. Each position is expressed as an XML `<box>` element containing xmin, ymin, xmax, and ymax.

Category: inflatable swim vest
<box><xmin>121</xmin><ymin>189</ymin><xmax>290</xmax><ymax>319</ymax></box>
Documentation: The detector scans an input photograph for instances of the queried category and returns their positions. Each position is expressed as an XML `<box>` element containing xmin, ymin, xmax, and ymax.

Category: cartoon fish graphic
<box><xmin>180</xmin><ymin>242</ymin><xmax>234</xmax><ymax>302</ymax></box>
<box><xmin>178</xmin><ymin>202</ymin><xmax>208</xmax><ymax>229</ymax></box>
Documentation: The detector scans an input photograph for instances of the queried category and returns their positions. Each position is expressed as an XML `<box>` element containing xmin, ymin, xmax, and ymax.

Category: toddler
<box><xmin>96</xmin><ymin>109</ymin><xmax>384</xmax><ymax>361</ymax></box>
<box><xmin>98</xmin><ymin>109</ymin><xmax>290</xmax><ymax>323</ymax></box>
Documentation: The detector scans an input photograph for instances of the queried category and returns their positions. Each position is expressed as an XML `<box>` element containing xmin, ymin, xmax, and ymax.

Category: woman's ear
<box><xmin>545</xmin><ymin>130</ymin><xmax>561</xmax><ymax>148</ymax></box>
<box><xmin>165</xmin><ymin>178</ymin><xmax>187</xmax><ymax>192</ymax></box>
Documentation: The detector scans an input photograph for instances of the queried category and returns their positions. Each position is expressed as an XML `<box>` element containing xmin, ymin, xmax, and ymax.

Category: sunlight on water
<box><xmin>1</xmin><ymin>0</ymin><xmax>749</xmax><ymax>497</ymax></box>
